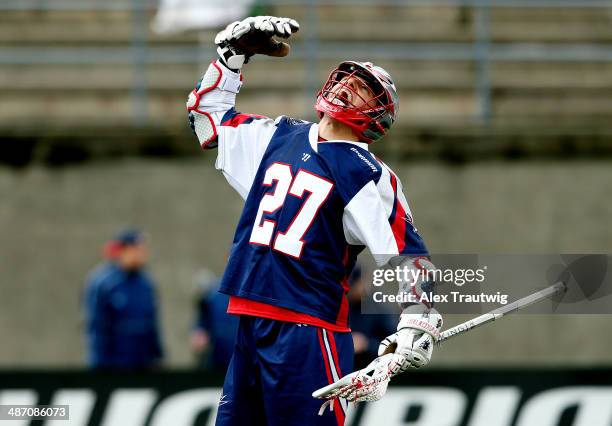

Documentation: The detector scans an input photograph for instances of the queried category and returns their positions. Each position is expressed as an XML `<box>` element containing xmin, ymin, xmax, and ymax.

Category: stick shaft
<box><xmin>313</xmin><ymin>282</ymin><xmax>565</xmax><ymax>399</ymax></box>
<box><xmin>438</xmin><ymin>281</ymin><xmax>566</xmax><ymax>343</ymax></box>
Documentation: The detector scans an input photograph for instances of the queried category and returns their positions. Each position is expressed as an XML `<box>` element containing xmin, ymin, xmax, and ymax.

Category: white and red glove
<box><xmin>378</xmin><ymin>304</ymin><xmax>443</xmax><ymax>374</ymax></box>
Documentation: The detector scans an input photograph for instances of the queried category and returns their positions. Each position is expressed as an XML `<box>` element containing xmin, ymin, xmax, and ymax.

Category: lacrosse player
<box><xmin>186</xmin><ymin>16</ymin><xmax>443</xmax><ymax>425</ymax></box>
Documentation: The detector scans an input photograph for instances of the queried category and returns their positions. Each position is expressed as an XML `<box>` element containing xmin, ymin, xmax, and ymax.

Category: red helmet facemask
<box><xmin>315</xmin><ymin>61</ymin><xmax>398</xmax><ymax>143</ymax></box>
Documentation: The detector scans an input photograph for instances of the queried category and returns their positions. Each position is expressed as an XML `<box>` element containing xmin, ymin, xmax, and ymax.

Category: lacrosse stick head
<box><xmin>313</xmin><ymin>353</ymin><xmax>395</xmax><ymax>406</ymax></box>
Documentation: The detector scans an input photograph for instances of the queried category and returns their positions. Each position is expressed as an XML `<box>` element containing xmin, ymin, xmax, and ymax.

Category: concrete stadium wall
<box><xmin>1</xmin><ymin>158</ymin><xmax>611</xmax><ymax>367</ymax></box>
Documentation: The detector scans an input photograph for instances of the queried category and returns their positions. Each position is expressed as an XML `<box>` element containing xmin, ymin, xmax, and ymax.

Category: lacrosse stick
<box><xmin>312</xmin><ymin>281</ymin><xmax>567</xmax><ymax>405</ymax></box>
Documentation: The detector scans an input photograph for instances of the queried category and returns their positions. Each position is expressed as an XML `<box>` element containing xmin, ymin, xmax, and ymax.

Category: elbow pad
<box><xmin>186</xmin><ymin>61</ymin><xmax>242</xmax><ymax>149</ymax></box>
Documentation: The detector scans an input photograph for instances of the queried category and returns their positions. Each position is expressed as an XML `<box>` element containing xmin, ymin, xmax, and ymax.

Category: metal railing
<box><xmin>1</xmin><ymin>0</ymin><xmax>611</xmax><ymax>126</ymax></box>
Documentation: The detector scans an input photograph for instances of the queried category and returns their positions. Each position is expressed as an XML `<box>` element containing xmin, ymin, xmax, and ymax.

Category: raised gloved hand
<box><xmin>215</xmin><ymin>16</ymin><xmax>300</xmax><ymax>71</ymax></box>
<box><xmin>378</xmin><ymin>304</ymin><xmax>443</xmax><ymax>375</ymax></box>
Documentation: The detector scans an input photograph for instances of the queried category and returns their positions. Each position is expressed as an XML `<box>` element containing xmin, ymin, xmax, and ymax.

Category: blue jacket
<box><xmin>83</xmin><ymin>262</ymin><xmax>163</xmax><ymax>369</ymax></box>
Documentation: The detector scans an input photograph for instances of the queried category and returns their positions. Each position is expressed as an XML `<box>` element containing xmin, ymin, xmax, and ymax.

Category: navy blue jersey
<box><xmin>189</xmin><ymin>61</ymin><xmax>427</xmax><ymax>331</ymax></box>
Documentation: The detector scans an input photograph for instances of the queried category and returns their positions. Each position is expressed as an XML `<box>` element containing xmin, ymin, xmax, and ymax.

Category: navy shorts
<box><xmin>215</xmin><ymin>316</ymin><xmax>354</xmax><ymax>426</ymax></box>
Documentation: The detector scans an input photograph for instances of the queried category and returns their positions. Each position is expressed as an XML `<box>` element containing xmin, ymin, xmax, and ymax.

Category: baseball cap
<box><xmin>103</xmin><ymin>227</ymin><xmax>145</xmax><ymax>258</ymax></box>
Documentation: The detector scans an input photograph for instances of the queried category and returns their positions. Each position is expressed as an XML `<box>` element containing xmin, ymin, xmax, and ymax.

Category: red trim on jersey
<box><xmin>342</xmin><ymin>246</ymin><xmax>349</xmax><ymax>266</ymax></box>
<box><xmin>335</xmin><ymin>248</ymin><xmax>351</xmax><ymax>326</ymax></box>
<box><xmin>336</xmin><ymin>246</ymin><xmax>350</xmax><ymax>324</ymax></box>
<box><xmin>327</xmin><ymin>331</ymin><xmax>347</xmax><ymax>423</ymax></box>
<box><xmin>332</xmin><ymin>399</ymin><xmax>345</xmax><ymax>425</ymax></box>
<box><xmin>318</xmin><ymin>329</ymin><xmax>334</xmax><ymax>383</ymax></box>
<box><xmin>334</xmin><ymin>399</ymin><xmax>345</xmax><ymax>425</ymax></box>
<box><xmin>327</xmin><ymin>331</ymin><xmax>343</xmax><ymax>378</ymax></box>
<box><xmin>336</xmin><ymin>283</ymin><xmax>350</xmax><ymax>328</ymax></box>
<box><xmin>389</xmin><ymin>172</ymin><xmax>407</xmax><ymax>252</ymax></box>
<box><xmin>221</xmin><ymin>113</ymin><xmax>268</xmax><ymax>128</ymax></box>
<box><xmin>227</xmin><ymin>296</ymin><xmax>351</xmax><ymax>332</ymax></box>
<box><xmin>318</xmin><ymin>330</ymin><xmax>346</xmax><ymax>426</ymax></box>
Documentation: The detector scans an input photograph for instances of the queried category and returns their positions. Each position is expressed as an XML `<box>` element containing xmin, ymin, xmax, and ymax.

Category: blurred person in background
<box><xmin>83</xmin><ymin>228</ymin><xmax>164</xmax><ymax>371</ymax></box>
<box><xmin>190</xmin><ymin>269</ymin><xmax>239</xmax><ymax>371</ymax></box>
<box><xmin>347</xmin><ymin>264</ymin><xmax>396</xmax><ymax>369</ymax></box>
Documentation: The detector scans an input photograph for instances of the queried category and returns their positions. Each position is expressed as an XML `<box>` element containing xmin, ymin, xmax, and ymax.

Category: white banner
<box><xmin>152</xmin><ymin>0</ymin><xmax>254</xmax><ymax>34</ymax></box>
<box><xmin>2</xmin><ymin>386</ymin><xmax>612</xmax><ymax>425</ymax></box>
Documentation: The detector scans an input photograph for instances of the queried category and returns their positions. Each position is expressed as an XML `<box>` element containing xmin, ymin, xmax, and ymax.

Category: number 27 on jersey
<box><xmin>249</xmin><ymin>162</ymin><xmax>334</xmax><ymax>259</ymax></box>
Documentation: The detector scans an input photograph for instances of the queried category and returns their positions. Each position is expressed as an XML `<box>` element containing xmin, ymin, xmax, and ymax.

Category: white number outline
<box><xmin>249</xmin><ymin>162</ymin><xmax>293</xmax><ymax>247</ymax></box>
<box><xmin>249</xmin><ymin>163</ymin><xmax>335</xmax><ymax>259</ymax></box>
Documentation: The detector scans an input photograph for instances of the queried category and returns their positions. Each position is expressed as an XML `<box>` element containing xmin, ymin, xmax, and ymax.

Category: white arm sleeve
<box><xmin>187</xmin><ymin>60</ymin><xmax>279</xmax><ymax>199</ymax></box>
<box><xmin>215</xmin><ymin>118</ymin><xmax>279</xmax><ymax>199</ymax></box>
<box><xmin>375</xmin><ymin>160</ymin><xmax>415</xmax><ymax>224</ymax></box>
<box><xmin>343</xmin><ymin>180</ymin><xmax>400</xmax><ymax>267</ymax></box>
<box><xmin>343</xmin><ymin>162</ymin><xmax>426</xmax><ymax>265</ymax></box>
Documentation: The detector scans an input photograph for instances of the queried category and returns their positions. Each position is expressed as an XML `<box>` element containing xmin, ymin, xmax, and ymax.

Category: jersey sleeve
<box><xmin>343</xmin><ymin>180</ymin><xmax>401</xmax><ymax>266</ymax></box>
<box><xmin>187</xmin><ymin>60</ymin><xmax>279</xmax><ymax>199</ymax></box>
<box><xmin>342</xmin><ymin>159</ymin><xmax>428</xmax><ymax>266</ymax></box>
<box><xmin>375</xmin><ymin>161</ymin><xmax>428</xmax><ymax>257</ymax></box>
